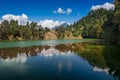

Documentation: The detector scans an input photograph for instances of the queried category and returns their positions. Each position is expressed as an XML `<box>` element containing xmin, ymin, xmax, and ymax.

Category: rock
<box><xmin>8</xmin><ymin>35</ymin><xmax>14</xmax><ymax>40</ymax></box>
<box><xmin>44</xmin><ymin>31</ymin><xmax>58</xmax><ymax>40</ymax></box>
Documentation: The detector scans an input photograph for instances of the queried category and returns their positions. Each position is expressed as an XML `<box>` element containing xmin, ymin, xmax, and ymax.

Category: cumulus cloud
<box><xmin>53</xmin><ymin>8</ymin><xmax>72</xmax><ymax>15</ymax></box>
<box><xmin>91</xmin><ymin>2</ymin><xmax>115</xmax><ymax>11</ymax></box>
<box><xmin>2</xmin><ymin>14</ymin><xmax>28</xmax><ymax>25</ymax></box>
<box><xmin>66</xmin><ymin>8</ymin><xmax>72</xmax><ymax>15</ymax></box>
<box><xmin>53</xmin><ymin>8</ymin><xmax>65</xmax><ymax>14</ymax></box>
<box><xmin>38</xmin><ymin>19</ymin><xmax>65</xmax><ymax>29</ymax></box>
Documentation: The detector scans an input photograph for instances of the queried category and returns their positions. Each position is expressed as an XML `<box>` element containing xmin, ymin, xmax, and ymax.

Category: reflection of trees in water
<box><xmin>55</xmin><ymin>42</ymin><xmax>90</xmax><ymax>52</ymax></box>
<box><xmin>0</xmin><ymin>46</ymin><xmax>50</xmax><ymax>59</ymax></box>
<box><xmin>77</xmin><ymin>45</ymin><xmax>120</xmax><ymax>80</ymax></box>
<box><xmin>0</xmin><ymin>42</ymin><xmax>119</xmax><ymax>79</ymax></box>
<box><xmin>103</xmin><ymin>46</ymin><xmax>120</xmax><ymax>80</ymax></box>
<box><xmin>77</xmin><ymin>46</ymin><xmax>107</xmax><ymax>68</ymax></box>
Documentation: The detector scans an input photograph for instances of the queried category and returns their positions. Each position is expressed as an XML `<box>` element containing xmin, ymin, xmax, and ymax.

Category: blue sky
<box><xmin>0</xmin><ymin>0</ymin><xmax>114</xmax><ymax>23</ymax></box>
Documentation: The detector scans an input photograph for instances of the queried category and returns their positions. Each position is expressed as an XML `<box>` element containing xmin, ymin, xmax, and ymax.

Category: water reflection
<box><xmin>39</xmin><ymin>47</ymin><xmax>72</xmax><ymax>57</ymax></box>
<box><xmin>93</xmin><ymin>66</ymin><xmax>109</xmax><ymax>74</ymax></box>
<box><xmin>0</xmin><ymin>53</ymin><xmax>27</xmax><ymax>64</ymax></box>
<box><xmin>0</xmin><ymin>43</ymin><xmax>119</xmax><ymax>80</ymax></box>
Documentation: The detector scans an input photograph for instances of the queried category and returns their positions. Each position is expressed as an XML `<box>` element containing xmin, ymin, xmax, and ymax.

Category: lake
<box><xmin>0</xmin><ymin>39</ymin><xmax>119</xmax><ymax>80</ymax></box>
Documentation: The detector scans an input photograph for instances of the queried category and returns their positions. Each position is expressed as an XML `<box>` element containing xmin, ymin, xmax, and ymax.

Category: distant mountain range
<box><xmin>53</xmin><ymin>22</ymin><xmax>69</xmax><ymax>29</ymax></box>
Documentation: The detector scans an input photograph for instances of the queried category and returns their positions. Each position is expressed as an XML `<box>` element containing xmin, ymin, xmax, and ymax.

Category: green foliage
<box><xmin>68</xmin><ymin>8</ymin><xmax>113</xmax><ymax>39</ymax></box>
<box><xmin>103</xmin><ymin>0</ymin><xmax>120</xmax><ymax>45</ymax></box>
<box><xmin>0</xmin><ymin>20</ymin><xmax>45</xmax><ymax>40</ymax></box>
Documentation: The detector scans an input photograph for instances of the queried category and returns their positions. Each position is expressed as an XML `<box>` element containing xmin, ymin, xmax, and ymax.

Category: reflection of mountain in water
<box><xmin>0</xmin><ymin>43</ymin><xmax>120</xmax><ymax>79</ymax></box>
<box><xmin>40</xmin><ymin>47</ymin><xmax>72</xmax><ymax>57</ymax></box>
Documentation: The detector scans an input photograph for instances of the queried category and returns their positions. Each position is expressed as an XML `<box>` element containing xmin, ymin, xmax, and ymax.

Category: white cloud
<box><xmin>56</xmin><ymin>8</ymin><xmax>65</xmax><ymax>14</ymax></box>
<box><xmin>66</xmin><ymin>8</ymin><xmax>72</xmax><ymax>15</ymax></box>
<box><xmin>53</xmin><ymin>8</ymin><xmax>72</xmax><ymax>15</ymax></box>
<box><xmin>2</xmin><ymin>14</ymin><xmax>28</xmax><ymax>25</ymax></box>
<box><xmin>91</xmin><ymin>2</ymin><xmax>115</xmax><ymax>11</ymax></box>
<box><xmin>38</xmin><ymin>19</ymin><xmax>65</xmax><ymax>29</ymax></box>
<box><xmin>53</xmin><ymin>8</ymin><xmax>65</xmax><ymax>14</ymax></box>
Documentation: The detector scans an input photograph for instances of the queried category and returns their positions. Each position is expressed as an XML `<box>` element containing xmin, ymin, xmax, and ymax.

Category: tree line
<box><xmin>0</xmin><ymin>20</ymin><xmax>51</xmax><ymax>40</ymax></box>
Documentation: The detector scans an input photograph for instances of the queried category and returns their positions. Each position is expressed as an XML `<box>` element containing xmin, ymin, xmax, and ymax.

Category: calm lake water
<box><xmin>0</xmin><ymin>39</ymin><xmax>119</xmax><ymax>80</ymax></box>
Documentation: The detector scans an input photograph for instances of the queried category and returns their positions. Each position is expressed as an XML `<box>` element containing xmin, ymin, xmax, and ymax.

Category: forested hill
<box><xmin>103</xmin><ymin>0</ymin><xmax>120</xmax><ymax>45</ymax></box>
<box><xmin>54</xmin><ymin>8</ymin><xmax>114</xmax><ymax>39</ymax></box>
<box><xmin>66</xmin><ymin>8</ymin><xmax>114</xmax><ymax>39</ymax></box>
<box><xmin>64</xmin><ymin>0</ymin><xmax>120</xmax><ymax>45</ymax></box>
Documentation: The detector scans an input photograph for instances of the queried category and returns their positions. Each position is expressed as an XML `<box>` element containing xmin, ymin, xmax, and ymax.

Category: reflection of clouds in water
<box><xmin>0</xmin><ymin>53</ymin><xmax>27</xmax><ymax>64</ymax></box>
<box><xmin>0</xmin><ymin>47</ymin><xmax>73</xmax><ymax>63</ymax></box>
<box><xmin>0</xmin><ymin>53</ymin><xmax>28</xmax><ymax>73</ymax></box>
<box><xmin>40</xmin><ymin>47</ymin><xmax>60</xmax><ymax>57</ymax></box>
<box><xmin>38</xmin><ymin>47</ymin><xmax>73</xmax><ymax>57</ymax></box>
<box><xmin>38</xmin><ymin>47</ymin><xmax>74</xmax><ymax>72</ymax></box>
<box><xmin>67</xmin><ymin>61</ymin><xmax>72</xmax><ymax>70</ymax></box>
<box><xmin>0</xmin><ymin>47</ymin><xmax>74</xmax><ymax>74</ymax></box>
<box><xmin>58</xmin><ymin>62</ymin><xmax>63</xmax><ymax>72</ymax></box>
<box><xmin>93</xmin><ymin>66</ymin><xmax>109</xmax><ymax>74</ymax></box>
<box><xmin>57</xmin><ymin>61</ymin><xmax>73</xmax><ymax>73</ymax></box>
